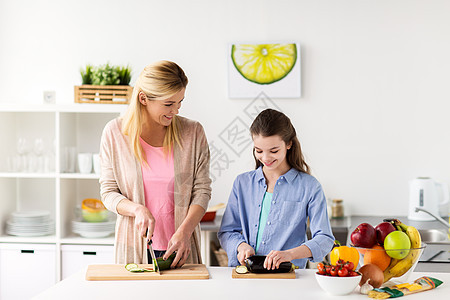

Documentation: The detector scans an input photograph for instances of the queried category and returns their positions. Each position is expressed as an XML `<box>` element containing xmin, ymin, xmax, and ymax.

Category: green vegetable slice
<box><xmin>129</xmin><ymin>268</ymin><xmax>145</xmax><ymax>273</ymax></box>
<box><xmin>235</xmin><ymin>265</ymin><xmax>248</xmax><ymax>274</ymax></box>
<box><xmin>125</xmin><ymin>263</ymin><xmax>138</xmax><ymax>271</ymax></box>
<box><xmin>128</xmin><ymin>267</ymin><xmax>154</xmax><ymax>273</ymax></box>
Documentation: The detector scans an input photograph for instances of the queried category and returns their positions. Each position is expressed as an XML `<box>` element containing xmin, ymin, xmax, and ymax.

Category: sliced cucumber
<box><xmin>235</xmin><ymin>265</ymin><xmax>248</xmax><ymax>274</ymax></box>
<box><xmin>128</xmin><ymin>267</ymin><xmax>154</xmax><ymax>273</ymax></box>
<box><xmin>129</xmin><ymin>268</ymin><xmax>145</xmax><ymax>272</ymax></box>
<box><xmin>125</xmin><ymin>263</ymin><xmax>138</xmax><ymax>271</ymax></box>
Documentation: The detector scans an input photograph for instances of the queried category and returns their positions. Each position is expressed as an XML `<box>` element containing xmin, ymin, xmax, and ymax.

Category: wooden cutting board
<box><xmin>232</xmin><ymin>269</ymin><xmax>296</xmax><ymax>279</ymax></box>
<box><xmin>86</xmin><ymin>264</ymin><xmax>209</xmax><ymax>281</ymax></box>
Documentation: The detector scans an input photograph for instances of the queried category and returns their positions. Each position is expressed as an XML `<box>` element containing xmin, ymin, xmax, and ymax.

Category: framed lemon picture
<box><xmin>228</xmin><ymin>42</ymin><xmax>301</xmax><ymax>98</ymax></box>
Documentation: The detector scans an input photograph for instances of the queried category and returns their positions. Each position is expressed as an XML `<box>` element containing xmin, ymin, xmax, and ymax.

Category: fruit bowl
<box><xmin>81</xmin><ymin>198</ymin><xmax>108</xmax><ymax>222</ymax></box>
<box><xmin>315</xmin><ymin>272</ymin><xmax>362</xmax><ymax>296</ymax></box>
<box><xmin>353</xmin><ymin>243</ymin><xmax>426</xmax><ymax>284</ymax></box>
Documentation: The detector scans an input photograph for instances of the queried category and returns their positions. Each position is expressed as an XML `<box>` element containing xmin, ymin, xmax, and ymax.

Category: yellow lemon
<box><xmin>231</xmin><ymin>43</ymin><xmax>297</xmax><ymax>85</ymax></box>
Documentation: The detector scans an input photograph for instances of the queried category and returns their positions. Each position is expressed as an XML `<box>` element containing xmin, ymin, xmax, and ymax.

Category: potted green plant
<box><xmin>75</xmin><ymin>63</ymin><xmax>133</xmax><ymax>104</ymax></box>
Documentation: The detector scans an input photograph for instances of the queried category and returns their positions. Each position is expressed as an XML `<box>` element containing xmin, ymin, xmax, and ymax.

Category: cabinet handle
<box><xmin>83</xmin><ymin>251</ymin><xmax>97</xmax><ymax>255</ymax></box>
<box><xmin>21</xmin><ymin>250</ymin><xmax>34</xmax><ymax>254</ymax></box>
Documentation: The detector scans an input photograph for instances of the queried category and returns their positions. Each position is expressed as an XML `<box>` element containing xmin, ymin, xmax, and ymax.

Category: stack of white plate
<box><xmin>71</xmin><ymin>220</ymin><xmax>115</xmax><ymax>238</ymax></box>
<box><xmin>6</xmin><ymin>211</ymin><xmax>54</xmax><ymax>237</ymax></box>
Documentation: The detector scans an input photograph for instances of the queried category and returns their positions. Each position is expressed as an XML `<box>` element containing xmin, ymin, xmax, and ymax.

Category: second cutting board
<box><xmin>86</xmin><ymin>264</ymin><xmax>209</xmax><ymax>281</ymax></box>
<box><xmin>231</xmin><ymin>269</ymin><xmax>296</xmax><ymax>279</ymax></box>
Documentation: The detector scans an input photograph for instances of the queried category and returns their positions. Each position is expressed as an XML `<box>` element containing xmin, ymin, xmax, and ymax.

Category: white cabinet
<box><xmin>61</xmin><ymin>244</ymin><xmax>114</xmax><ymax>279</ymax></box>
<box><xmin>0</xmin><ymin>104</ymin><xmax>127</xmax><ymax>290</ymax></box>
<box><xmin>0</xmin><ymin>243</ymin><xmax>56</xmax><ymax>300</ymax></box>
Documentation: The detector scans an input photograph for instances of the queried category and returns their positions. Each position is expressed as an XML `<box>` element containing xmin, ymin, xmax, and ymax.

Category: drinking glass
<box><xmin>17</xmin><ymin>138</ymin><xmax>29</xmax><ymax>155</ymax></box>
<box><xmin>17</xmin><ymin>138</ymin><xmax>29</xmax><ymax>172</ymax></box>
<box><xmin>34</xmin><ymin>138</ymin><xmax>45</xmax><ymax>172</ymax></box>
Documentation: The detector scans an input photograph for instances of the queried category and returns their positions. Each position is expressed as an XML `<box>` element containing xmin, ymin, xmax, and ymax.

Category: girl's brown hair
<box><xmin>250</xmin><ymin>109</ymin><xmax>310</xmax><ymax>174</ymax></box>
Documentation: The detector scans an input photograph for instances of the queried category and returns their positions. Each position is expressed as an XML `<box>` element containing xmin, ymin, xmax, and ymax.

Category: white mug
<box><xmin>63</xmin><ymin>146</ymin><xmax>76</xmax><ymax>173</ymax></box>
<box><xmin>93</xmin><ymin>153</ymin><xmax>100</xmax><ymax>175</ymax></box>
<box><xmin>78</xmin><ymin>153</ymin><xmax>93</xmax><ymax>174</ymax></box>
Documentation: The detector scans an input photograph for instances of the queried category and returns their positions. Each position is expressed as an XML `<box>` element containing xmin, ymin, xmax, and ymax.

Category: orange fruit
<box><xmin>82</xmin><ymin>198</ymin><xmax>106</xmax><ymax>212</ymax></box>
<box><xmin>363</xmin><ymin>245</ymin><xmax>391</xmax><ymax>271</ymax></box>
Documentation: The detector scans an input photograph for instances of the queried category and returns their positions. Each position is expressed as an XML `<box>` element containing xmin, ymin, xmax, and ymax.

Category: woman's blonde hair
<box><xmin>121</xmin><ymin>60</ymin><xmax>188</xmax><ymax>163</ymax></box>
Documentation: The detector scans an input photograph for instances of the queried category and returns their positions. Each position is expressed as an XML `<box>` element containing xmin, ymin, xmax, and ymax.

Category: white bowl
<box><xmin>315</xmin><ymin>273</ymin><xmax>362</xmax><ymax>296</ymax></box>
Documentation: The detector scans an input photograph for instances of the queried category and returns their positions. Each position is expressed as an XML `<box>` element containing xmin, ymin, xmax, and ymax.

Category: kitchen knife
<box><xmin>148</xmin><ymin>239</ymin><xmax>160</xmax><ymax>275</ymax></box>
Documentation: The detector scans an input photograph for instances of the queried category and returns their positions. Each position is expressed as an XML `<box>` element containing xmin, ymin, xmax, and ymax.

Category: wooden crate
<box><xmin>74</xmin><ymin>85</ymin><xmax>133</xmax><ymax>104</ymax></box>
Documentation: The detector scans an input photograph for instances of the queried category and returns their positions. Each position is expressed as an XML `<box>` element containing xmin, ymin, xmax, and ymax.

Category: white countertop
<box><xmin>33</xmin><ymin>267</ymin><xmax>449</xmax><ymax>300</ymax></box>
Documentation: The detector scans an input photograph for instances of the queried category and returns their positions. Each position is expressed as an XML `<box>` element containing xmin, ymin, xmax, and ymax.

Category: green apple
<box><xmin>384</xmin><ymin>231</ymin><xmax>411</xmax><ymax>259</ymax></box>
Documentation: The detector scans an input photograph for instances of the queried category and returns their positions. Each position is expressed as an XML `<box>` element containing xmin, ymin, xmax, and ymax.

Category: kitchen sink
<box><xmin>418</xmin><ymin>229</ymin><xmax>449</xmax><ymax>244</ymax></box>
<box><xmin>417</xmin><ymin>241</ymin><xmax>450</xmax><ymax>272</ymax></box>
<box><xmin>416</xmin><ymin>229</ymin><xmax>450</xmax><ymax>270</ymax></box>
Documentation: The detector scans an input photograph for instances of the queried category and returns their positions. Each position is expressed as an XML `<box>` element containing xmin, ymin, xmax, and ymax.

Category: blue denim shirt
<box><xmin>218</xmin><ymin>167</ymin><xmax>334</xmax><ymax>268</ymax></box>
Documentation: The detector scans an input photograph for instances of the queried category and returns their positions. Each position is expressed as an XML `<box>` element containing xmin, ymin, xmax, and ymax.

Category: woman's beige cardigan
<box><xmin>99</xmin><ymin>116</ymin><xmax>212</xmax><ymax>264</ymax></box>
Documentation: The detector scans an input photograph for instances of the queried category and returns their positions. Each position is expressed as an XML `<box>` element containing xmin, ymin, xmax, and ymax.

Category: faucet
<box><xmin>415</xmin><ymin>207</ymin><xmax>450</xmax><ymax>228</ymax></box>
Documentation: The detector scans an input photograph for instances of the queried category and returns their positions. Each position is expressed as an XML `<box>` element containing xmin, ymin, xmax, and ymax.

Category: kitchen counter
<box><xmin>33</xmin><ymin>267</ymin><xmax>449</xmax><ymax>300</ymax></box>
<box><xmin>200</xmin><ymin>215</ymin><xmax>448</xmax><ymax>233</ymax></box>
<box><xmin>202</xmin><ymin>215</ymin><xmax>449</xmax><ymax>271</ymax></box>
<box><xmin>347</xmin><ymin>216</ymin><xmax>450</xmax><ymax>231</ymax></box>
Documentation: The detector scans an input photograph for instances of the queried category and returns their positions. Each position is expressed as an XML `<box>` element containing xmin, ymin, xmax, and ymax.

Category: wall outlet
<box><xmin>43</xmin><ymin>91</ymin><xmax>56</xmax><ymax>104</ymax></box>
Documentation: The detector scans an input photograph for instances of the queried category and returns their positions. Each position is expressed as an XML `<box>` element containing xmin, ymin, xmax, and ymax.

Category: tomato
<box><xmin>317</xmin><ymin>263</ymin><xmax>326</xmax><ymax>275</ymax></box>
<box><xmin>338</xmin><ymin>267</ymin><xmax>349</xmax><ymax>277</ymax></box>
<box><xmin>330</xmin><ymin>266</ymin><xmax>338</xmax><ymax>276</ymax></box>
<box><xmin>343</xmin><ymin>261</ymin><xmax>354</xmax><ymax>271</ymax></box>
<box><xmin>325</xmin><ymin>265</ymin><xmax>332</xmax><ymax>275</ymax></box>
<box><xmin>330</xmin><ymin>245</ymin><xmax>359</xmax><ymax>271</ymax></box>
<box><xmin>349</xmin><ymin>271</ymin><xmax>359</xmax><ymax>277</ymax></box>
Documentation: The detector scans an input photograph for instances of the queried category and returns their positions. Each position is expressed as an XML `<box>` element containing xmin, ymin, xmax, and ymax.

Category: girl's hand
<box><xmin>264</xmin><ymin>250</ymin><xmax>293</xmax><ymax>270</ymax></box>
<box><xmin>164</xmin><ymin>230</ymin><xmax>191</xmax><ymax>268</ymax></box>
<box><xmin>237</xmin><ymin>243</ymin><xmax>255</xmax><ymax>265</ymax></box>
<box><xmin>134</xmin><ymin>205</ymin><xmax>155</xmax><ymax>241</ymax></box>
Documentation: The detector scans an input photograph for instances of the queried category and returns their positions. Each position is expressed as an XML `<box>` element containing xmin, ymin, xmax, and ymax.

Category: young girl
<box><xmin>218</xmin><ymin>109</ymin><xmax>334</xmax><ymax>269</ymax></box>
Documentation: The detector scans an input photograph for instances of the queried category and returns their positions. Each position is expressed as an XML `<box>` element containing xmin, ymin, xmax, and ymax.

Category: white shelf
<box><xmin>60</xmin><ymin>235</ymin><xmax>114</xmax><ymax>245</ymax></box>
<box><xmin>0</xmin><ymin>172</ymin><xmax>57</xmax><ymax>178</ymax></box>
<box><xmin>0</xmin><ymin>105</ymin><xmax>123</xmax><ymax>284</ymax></box>
<box><xmin>59</xmin><ymin>173</ymin><xmax>100</xmax><ymax>179</ymax></box>
<box><xmin>0</xmin><ymin>103</ymin><xmax>128</xmax><ymax>113</ymax></box>
<box><xmin>0</xmin><ymin>235</ymin><xmax>57</xmax><ymax>244</ymax></box>
<box><xmin>0</xmin><ymin>172</ymin><xmax>100</xmax><ymax>179</ymax></box>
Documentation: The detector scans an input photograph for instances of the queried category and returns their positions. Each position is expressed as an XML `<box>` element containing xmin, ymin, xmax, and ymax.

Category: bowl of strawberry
<box><xmin>315</xmin><ymin>260</ymin><xmax>362</xmax><ymax>296</ymax></box>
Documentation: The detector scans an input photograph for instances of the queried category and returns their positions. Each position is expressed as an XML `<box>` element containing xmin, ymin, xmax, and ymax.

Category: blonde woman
<box><xmin>99</xmin><ymin>61</ymin><xmax>211</xmax><ymax>267</ymax></box>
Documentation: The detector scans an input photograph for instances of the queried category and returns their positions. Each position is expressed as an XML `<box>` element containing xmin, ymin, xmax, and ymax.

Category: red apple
<box><xmin>350</xmin><ymin>223</ymin><xmax>376</xmax><ymax>248</ymax></box>
<box><xmin>375</xmin><ymin>222</ymin><xmax>396</xmax><ymax>245</ymax></box>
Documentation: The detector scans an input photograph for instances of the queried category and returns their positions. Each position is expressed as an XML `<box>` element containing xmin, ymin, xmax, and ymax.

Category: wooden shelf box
<box><xmin>74</xmin><ymin>85</ymin><xmax>133</xmax><ymax>104</ymax></box>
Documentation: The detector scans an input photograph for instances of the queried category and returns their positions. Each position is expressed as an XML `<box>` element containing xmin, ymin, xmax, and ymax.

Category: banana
<box><xmin>383</xmin><ymin>258</ymin><xmax>399</xmax><ymax>283</ymax></box>
<box><xmin>405</xmin><ymin>225</ymin><xmax>421</xmax><ymax>249</ymax></box>
<box><xmin>383</xmin><ymin>219</ymin><xmax>422</xmax><ymax>282</ymax></box>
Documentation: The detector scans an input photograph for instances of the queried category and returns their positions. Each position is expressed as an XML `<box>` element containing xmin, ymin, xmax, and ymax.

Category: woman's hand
<box><xmin>264</xmin><ymin>250</ymin><xmax>293</xmax><ymax>270</ymax></box>
<box><xmin>164</xmin><ymin>230</ymin><xmax>191</xmax><ymax>268</ymax></box>
<box><xmin>133</xmin><ymin>205</ymin><xmax>156</xmax><ymax>241</ymax></box>
<box><xmin>237</xmin><ymin>243</ymin><xmax>255</xmax><ymax>265</ymax></box>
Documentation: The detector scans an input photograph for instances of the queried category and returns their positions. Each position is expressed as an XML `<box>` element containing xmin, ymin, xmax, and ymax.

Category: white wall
<box><xmin>1</xmin><ymin>0</ymin><xmax>450</xmax><ymax>216</ymax></box>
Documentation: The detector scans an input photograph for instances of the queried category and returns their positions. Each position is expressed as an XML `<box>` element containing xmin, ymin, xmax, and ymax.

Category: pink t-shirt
<box><xmin>139</xmin><ymin>137</ymin><xmax>175</xmax><ymax>251</ymax></box>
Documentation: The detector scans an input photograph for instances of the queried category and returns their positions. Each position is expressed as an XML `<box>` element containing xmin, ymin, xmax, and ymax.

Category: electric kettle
<box><xmin>408</xmin><ymin>177</ymin><xmax>449</xmax><ymax>221</ymax></box>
